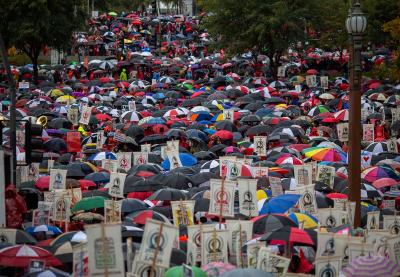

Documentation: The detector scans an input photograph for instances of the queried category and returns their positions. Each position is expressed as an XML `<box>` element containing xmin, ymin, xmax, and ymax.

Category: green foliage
<box><xmin>0</xmin><ymin>0</ymin><xmax>86</xmax><ymax>83</ymax></box>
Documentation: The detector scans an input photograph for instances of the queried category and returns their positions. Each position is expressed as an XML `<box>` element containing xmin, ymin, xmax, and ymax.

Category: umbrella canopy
<box><xmin>251</xmin><ymin>214</ymin><xmax>297</xmax><ymax>234</ymax></box>
<box><xmin>220</xmin><ymin>269</ymin><xmax>274</xmax><ymax>277</ymax></box>
<box><xmin>0</xmin><ymin>244</ymin><xmax>62</xmax><ymax>267</ymax></box>
<box><xmin>260</xmin><ymin>226</ymin><xmax>317</xmax><ymax>246</ymax></box>
<box><xmin>342</xmin><ymin>255</ymin><xmax>400</xmax><ymax>277</ymax></box>
<box><xmin>71</xmin><ymin>196</ymin><xmax>106</xmax><ymax>213</ymax></box>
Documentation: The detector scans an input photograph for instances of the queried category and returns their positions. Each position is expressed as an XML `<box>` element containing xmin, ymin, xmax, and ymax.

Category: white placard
<box><xmin>253</xmin><ymin>136</ymin><xmax>267</xmax><ymax>156</ymax></box>
<box><xmin>171</xmin><ymin>200</ymin><xmax>195</xmax><ymax>227</ymax></box>
<box><xmin>117</xmin><ymin>152</ymin><xmax>132</xmax><ymax>171</ymax></box>
<box><xmin>223</xmin><ymin>109</ymin><xmax>235</xmax><ymax>122</ymax></box>
<box><xmin>237</xmin><ymin>179</ymin><xmax>258</xmax><ymax>217</ymax></box>
<box><xmin>316</xmin><ymin>165</ymin><xmax>335</xmax><ymax>188</ymax></box>
<box><xmin>201</xmin><ymin>230</ymin><xmax>229</xmax><ymax>265</ymax></box>
<box><xmin>79</xmin><ymin>106</ymin><xmax>92</xmax><ymax>125</ymax></box>
<box><xmin>294</xmin><ymin>164</ymin><xmax>313</xmax><ymax>187</ymax></box>
<box><xmin>363</xmin><ymin>124</ymin><xmax>375</xmax><ymax>142</ymax></box>
<box><xmin>208</xmin><ymin>179</ymin><xmax>236</xmax><ymax>217</ymax></box>
<box><xmin>49</xmin><ymin>169</ymin><xmax>67</xmax><ymax>191</ymax></box>
<box><xmin>108</xmin><ymin>173</ymin><xmax>126</xmax><ymax>198</ymax></box>
<box><xmin>133</xmin><ymin>152</ymin><xmax>148</xmax><ymax>165</ymax></box>
<box><xmin>320</xmin><ymin>76</ymin><xmax>329</xmax><ymax>89</ymax></box>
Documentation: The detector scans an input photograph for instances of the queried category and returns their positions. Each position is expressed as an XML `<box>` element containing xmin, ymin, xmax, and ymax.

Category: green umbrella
<box><xmin>108</xmin><ymin>11</ymin><xmax>117</xmax><ymax>16</ymax></box>
<box><xmin>71</xmin><ymin>196</ymin><xmax>106</xmax><ymax>213</ymax></box>
<box><xmin>165</xmin><ymin>266</ymin><xmax>207</xmax><ymax>277</ymax></box>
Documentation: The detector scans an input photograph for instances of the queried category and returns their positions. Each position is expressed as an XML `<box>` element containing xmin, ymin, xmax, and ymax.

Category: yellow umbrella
<box><xmin>49</xmin><ymin>89</ymin><xmax>64</xmax><ymax>98</ymax></box>
<box><xmin>56</xmin><ymin>95</ymin><xmax>76</xmax><ymax>104</ymax></box>
<box><xmin>256</xmin><ymin>189</ymin><xmax>268</xmax><ymax>201</ymax></box>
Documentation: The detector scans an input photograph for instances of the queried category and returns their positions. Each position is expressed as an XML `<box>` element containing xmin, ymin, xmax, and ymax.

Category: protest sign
<box><xmin>79</xmin><ymin>106</ymin><xmax>92</xmax><ymax>125</ymax></box>
<box><xmin>208</xmin><ymin>179</ymin><xmax>236</xmax><ymax>218</ymax></box>
<box><xmin>167</xmin><ymin>140</ymin><xmax>180</xmax><ymax>152</ymax></box>
<box><xmin>387</xmin><ymin>235</ymin><xmax>400</xmax><ymax>266</ymax></box>
<box><xmin>86</xmin><ymin>223</ymin><xmax>124</xmax><ymax>277</ymax></box>
<box><xmin>108</xmin><ymin>172</ymin><xmax>126</xmax><ymax>199</ymax></box>
<box><xmin>32</xmin><ymin>202</ymin><xmax>52</xmax><ymax>226</ymax></box>
<box><xmin>297</xmin><ymin>184</ymin><xmax>317</xmax><ymax>215</ymax></box>
<box><xmin>277</xmin><ymin>66</ymin><xmax>285</xmax><ymax>78</ymax></box>
<box><xmin>253</xmin><ymin>167</ymin><xmax>268</xmax><ymax>179</ymax></box>
<box><xmin>253</xmin><ymin>136</ymin><xmax>267</xmax><ymax>156</ymax></box>
<box><xmin>317</xmin><ymin>165</ymin><xmax>335</xmax><ymax>188</ymax></box>
<box><xmin>141</xmin><ymin>144</ymin><xmax>151</xmax><ymax>153</ymax></box>
<box><xmin>317</xmin><ymin>208</ymin><xmax>345</xmax><ymax>228</ymax></box>
<box><xmin>171</xmin><ymin>200</ymin><xmax>195</xmax><ymax>226</ymax></box>
<box><xmin>348</xmin><ymin>242</ymin><xmax>374</xmax><ymax>262</ymax></box>
<box><xmin>315</xmin><ymin>256</ymin><xmax>342</xmax><ymax>277</ymax></box>
<box><xmin>49</xmin><ymin>169</ymin><xmax>67</xmax><ymax>191</ymax></box>
<box><xmin>67</xmin><ymin>107</ymin><xmax>79</xmax><ymax>125</ymax></box>
<box><xmin>367</xmin><ymin>211</ymin><xmax>380</xmax><ymax>230</ymax></box>
<box><xmin>117</xmin><ymin>152</ymin><xmax>132</xmax><ymax>171</ymax></box>
<box><xmin>383</xmin><ymin>199</ymin><xmax>396</xmax><ymax>211</ymax></box>
<box><xmin>187</xmin><ymin>224</ymin><xmax>215</xmax><ymax>264</ymax></box>
<box><xmin>362</xmin><ymin>124</ymin><xmax>375</xmax><ymax>141</ymax></box>
<box><xmin>226</xmin><ymin>161</ymin><xmax>242</xmax><ymax>180</ymax></box>
<box><xmin>132</xmin><ymin>260</ymin><xmax>165</xmax><ymax>277</ymax></box>
<box><xmin>383</xmin><ymin>215</ymin><xmax>400</xmax><ymax>235</ymax></box>
<box><xmin>335</xmin><ymin>235</ymin><xmax>362</xmax><ymax>268</ymax></box>
<box><xmin>201</xmin><ymin>229</ymin><xmax>228</xmax><ymax>265</ymax></box>
<box><xmin>258</xmin><ymin>251</ymin><xmax>290</xmax><ymax>276</ymax></box>
<box><xmin>247</xmin><ymin>242</ymin><xmax>264</xmax><ymax>268</ymax></box>
<box><xmin>0</xmin><ymin>229</ymin><xmax>16</xmax><ymax>244</ymax></box>
<box><xmin>387</xmin><ymin>138</ymin><xmax>398</xmax><ymax>153</ymax></box>
<box><xmin>269</xmin><ymin>176</ymin><xmax>283</xmax><ymax>196</ymax></box>
<box><xmin>52</xmin><ymin>194</ymin><xmax>71</xmax><ymax>222</ymax></box>
<box><xmin>306</xmin><ymin>75</ymin><xmax>317</xmax><ymax>87</ymax></box>
<box><xmin>337</xmin><ymin>123</ymin><xmax>349</xmax><ymax>142</ymax></box>
<box><xmin>102</xmin><ymin>159</ymin><xmax>118</xmax><ymax>173</ymax></box>
<box><xmin>128</xmin><ymin>101</ymin><xmax>136</xmax><ymax>111</ymax></box>
<box><xmin>96</xmin><ymin>131</ymin><xmax>105</xmax><ymax>149</ymax></box>
<box><xmin>67</xmin><ymin>132</ymin><xmax>81</xmax><ymax>153</ymax></box>
<box><xmin>133</xmin><ymin>152</ymin><xmax>148</xmax><ymax>165</ymax></box>
<box><xmin>225</xmin><ymin>220</ymin><xmax>253</xmax><ymax>265</ymax></box>
<box><xmin>73</xmin><ymin>243</ymin><xmax>89</xmax><ymax>277</ymax></box>
<box><xmin>219</xmin><ymin>156</ymin><xmax>236</xmax><ymax>178</ymax></box>
<box><xmin>223</xmin><ymin>109</ymin><xmax>234</xmax><ymax>122</ymax></box>
<box><xmin>237</xmin><ymin>179</ymin><xmax>258</xmax><ymax>217</ymax></box>
<box><xmin>137</xmin><ymin>219</ymin><xmax>178</xmax><ymax>268</ymax></box>
<box><xmin>293</xmin><ymin>164</ymin><xmax>312</xmax><ymax>187</ymax></box>
<box><xmin>320</xmin><ymin>76</ymin><xmax>329</xmax><ymax>89</ymax></box>
<box><xmin>104</xmin><ymin>200</ymin><xmax>121</xmax><ymax>224</ymax></box>
<box><xmin>166</xmin><ymin>149</ymin><xmax>182</xmax><ymax>170</ymax></box>
<box><xmin>317</xmin><ymin>232</ymin><xmax>336</xmax><ymax>257</ymax></box>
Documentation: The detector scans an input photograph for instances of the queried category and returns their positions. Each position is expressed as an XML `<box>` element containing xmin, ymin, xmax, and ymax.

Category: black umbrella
<box><xmin>128</xmin><ymin>179</ymin><xmax>164</xmax><ymax>192</ymax></box>
<box><xmin>215</xmin><ymin>120</ymin><xmax>238</xmax><ymax>132</ymax></box>
<box><xmin>148</xmin><ymin>188</ymin><xmax>188</xmax><ymax>201</ymax></box>
<box><xmin>193</xmin><ymin>151</ymin><xmax>217</xmax><ymax>161</ymax></box>
<box><xmin>246</xmin><ymin>125</ymin><xmax>271</xmax><ymax>136</ymax></box>
<box><xmin>194</xmin><ymin>198</ymin><xmax>210</xmax><ymax>212</ymax></box>
<box><xmin>44</xmin><ymin>138</ymin><xmax>67</xmax><ymax>153</ymax></box>
<box><xmin>121</xmin><ymin>199</ymin><xmax>148</xmax><ymax>213</ymax></box>
<box><xmin>160</xmin><ymin>173</ymin><xmax>195</xmax><ymax>190</ymax></box>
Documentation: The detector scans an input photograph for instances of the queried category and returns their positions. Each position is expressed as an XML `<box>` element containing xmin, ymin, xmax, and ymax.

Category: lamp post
<box><xmin>346</xmin><ymin>0</ymin><xmax>367</xmax><ymax>228</ymax></box>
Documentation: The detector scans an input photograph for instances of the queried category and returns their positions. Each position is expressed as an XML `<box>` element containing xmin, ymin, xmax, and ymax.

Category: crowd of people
<box><xmin>0</xmin><ymin>10</ymin><xmax>399</xmax><ymax>277</ymax></box>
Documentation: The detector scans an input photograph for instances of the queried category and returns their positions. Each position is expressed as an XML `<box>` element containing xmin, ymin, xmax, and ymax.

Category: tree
<box><xmin>1</xmin><ymin>0</ymin><xmax>86</xmax><ymax>84</ymax></box>
<box><xmin>198</xmin><ymin>0</ymin><xmax>320</xmax><ymax>78</ymax></box>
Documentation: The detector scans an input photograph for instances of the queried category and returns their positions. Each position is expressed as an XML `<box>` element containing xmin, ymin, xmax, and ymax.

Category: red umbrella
<box><xmin>79</xmin><ymin>179</ymin><xmax>97</xmax><ymax>190</ymax></box>
<box><xmin>95</xmin><ymin>113</ymin><xmax>112</xmax><ymax>121</ymax></box>
<box><xmin>372</xmin><ymin>178</ymin><xmax>399</xmax><ymax>189</ymax></box>
<box><xmin>0</xmin><ymin>245</ymin><xmax>62</xmax><ymax>267</ymax></box>
<box><xmin>306</xmin><ymin>69</ymin><xmax>318</xmax><ymax>75</ymax></box>
<box><xmin>288</xmin><ymin>144</ymin><xmax>310</xmax><ymax>152</ymax></box>
<box><xmin>213</xmin><ymin>130</ymin><xmax>233</xmax><ymax>140</ymax></box>
<box><xmin>327</xmin><ymin>192</ymin><xmax>348</xmax><ymax>199</ymax></box>
<box><xmin>260</xmin><ymin>226</ymin><xmax>316</xmax><ymax>246</ymax></box>
<box><xmin>35</xmin><ymin>176</ymin><xmax>50</xmax><ymax>190</ymax></box>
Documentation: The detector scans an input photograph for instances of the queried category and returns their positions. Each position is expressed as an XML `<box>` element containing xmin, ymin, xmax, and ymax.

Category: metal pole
<box><xmin>0</xmin><ymin>32</ymin><xmax>17</xmax><ymax>186</ymax></box>
<box><xmin>348</xmin><ymin>32</ymin><xmax>362</xmax><ymax>228</ymax></box>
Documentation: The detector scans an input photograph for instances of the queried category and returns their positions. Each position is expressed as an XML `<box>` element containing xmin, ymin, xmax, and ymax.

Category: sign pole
<box><xmin>150</xmin><ymin>222</ymin><xmax>164</xmax><ymax>277</ymax></box>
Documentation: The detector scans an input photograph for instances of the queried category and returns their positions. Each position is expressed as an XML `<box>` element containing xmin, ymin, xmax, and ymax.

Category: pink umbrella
<box><xmin>372</xmin><ymin>178</ymin><xmax>399</xmax><ymax>189</ymax></box>
<box><xmin>202</xmin><ymin>262</ymin><xmax>236</xmax><ymax>277</ymax></box>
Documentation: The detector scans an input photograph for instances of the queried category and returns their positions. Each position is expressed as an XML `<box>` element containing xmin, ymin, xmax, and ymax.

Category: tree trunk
<box><xmin>32</xmin><ymin>55</ymin><xmax>39</xmax><ymax>85</ymax></box>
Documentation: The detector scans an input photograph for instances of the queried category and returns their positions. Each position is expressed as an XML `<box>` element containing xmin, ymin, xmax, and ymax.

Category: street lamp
<box><xmin>346</xmin><ymin>0</ymin><xmax>367</xmax><ymax>228</ymax></box>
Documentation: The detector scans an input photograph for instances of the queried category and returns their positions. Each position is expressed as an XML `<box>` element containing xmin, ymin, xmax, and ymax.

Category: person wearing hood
<box><xmin>120</xmin><ymin>68</ymin><xmax>127</xmax><ymax>81</ymax></box>
<box><xmin>5</xmin><ymin>184</ymin><xmax>27</xmax><ymax>229</ymax></box>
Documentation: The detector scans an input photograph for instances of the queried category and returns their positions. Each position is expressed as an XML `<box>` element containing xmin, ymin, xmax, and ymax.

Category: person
<box><xmin>5</xmin><ymin>184</ymin><xmax>27</xmax><ymax>228</ymax></box>
<box><xmin>119</xmin><ymin>68</ymin><xmax>127</xmax><ymax>81</ymax></box>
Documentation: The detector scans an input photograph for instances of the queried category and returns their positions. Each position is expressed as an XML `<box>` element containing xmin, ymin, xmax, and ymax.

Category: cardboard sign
<box><xmin>201</xmin><ymin>230</ymin><xmax>228</xmax><ymax>265</ymax></box>
<box><xmin>128</xmin><ymin>101</ymin><xmax>136</xmax><ymax>111</ymax></box>
<box><xmin>219</xmin><ymin>156</ymin><xmax>236</xmax><ymax>178</ymax></box>
<box><xmin>387</xmin><ymin>138</ymin><xmax>398</xmax><ymax>153</ymax></box>
<box><xmin>102</xmin><ymin>159</ymin><xmax>118</xmax><ymax>173</ymax></box>
<box><xmin>226</xmin><ymin>161</ymin><xmax>242</xmax><ymax>180</ymax></box>
<box><xmin>320</xmin><ymin>76</ymin><xmax>329</xmax><ymax>89</ymax></box>
<box><xmin>383</xmin><ymin>200</ymin><xmax>396</xmax><ymax>211</ymax></box>
<box><xmin>117</xmin><ymin>152</ymin><xmax>132</xmax><ymax>172</ymax></box>
<box><xmin>277</xmin><ymin>66</ymin><xmax>285</xmax><ymax>78</ymax></box>
<box><xmin>137</xmin><ymin>219</ymin><xmax>178</xmax><ymax>268</ymax></box>
<box><xmin>253</xmin><ymin>136</ymin><xmax>267</xmax><ymax>156</ymax></box>
<box><xmin>247</xmin><ymin>242</ymin><xmax>264</xmax><ymax>268</ymax></box>
<box><xmin>367</xmin><ymin>211</ymin><xmax>380</xmax><ymax>230</ymax></box>
<box><xmin>73</xmin><ymin>243</ymin><xmax>89</xmax><ymax>277</ymax></box>
<box><xmin>108</xmin><ymin>173</ymin><xmax>126</xmax><ymax>198</ymax></box>
<box><xmin>79</xmin><ymin>106</ymin><xmax>92</xmax><ymax>125</ymax></box>
<box><xmin>171</xmin><ymin>201</ymin><xmax>195</xmax><ymax>226</ymax></box>
<box><xmin>225</xmin><ymin>220</ymin><xmax>253</xmax><ymax>262</ymax></box>
<box><xmin>67</xmin><ymin>132</ymin><xmax>81</xmax><ymax>153</ymax></box>
<box><xmin>52</xmin><ymin>194</ymin><xmax>71</xmax><ymax>222</ymax></box>
<box><xmin>223</xmin><ymin>109</ymin><xmax>234</xmax><ymax>122</ymax></box>
<box><xmin>49</xmin><ymin>169</ymin><xmax>67</xmax><ymax>191</ymax></box>
<box><xmin>337</xmin><ymin>123</ymin><xmax>349</xmax><ymax>142</ymax></box>
<box><xmin>237</xmin><ymin>179</ymin><xmax>258</xmax><ymax>217</ymax></box>
<box><xmin>315</xmin><ymin>256</ymin><xmax>342</xmax><ymax>277</ymax></box>
<box><xmin>294</xmin><ymin>164</ymin><xmax>313</xmax><ymax>187</ymax></box>
<box><xmin>254</xmin><ymin>167</ymin><xmax>269</xmax><ymax>178</ymax></box>
<box><xmin>258</xmin><ymin>250</ymin><xmax>290</xmax><ymax>276</ymax></box>
<box><xmin>383</xmin><ymin>215</ymin><xmax>400</xmax><ymax>235</ymax></box>
<box><xmin>363</xmin><ymin>124</ymin><xmax>375</xmax><ymax>142</ymax></box>
<box><xmin>317</xmin><ymin>208</ymin><xmax>345</xmax><ymax>228</ymax></box>
<box><xmin>19</xmin><ymin>81</ymin><xmax>30</xmax><ymax>89</ymax></box>
<box><xmin>306</xmin><ymin>75</ymin><xmax>317</xmax><ymax>87</ymax></box>
<box><xmin>29</xmin><ymin>260</ymin><xmax>45</xmax><ymax>273</ymax></box>
<box><xmin>295</xmin><ymin>85</ymin><xmax>302</xmax><ymax>93</ymax></box>
<box><xmin>104</xmin><ymin>200</ymin><xmax>121</xmax><ymax>224</ymax></box>
<box><xmin>387</xmin><ymin>236</ymin><xmax>400</xmax><ymax>266</ymax></box>
<box><xmin>166</xmin><ymin>149</ymin><xmax>182</xmax><ymax>170</ymax></box>
<box><xmin>86</xmin><ymin>224</ymin><xmax>125</xmax><ymax>277</ymax></box>
<box><xmin>208</xmin><ymin>179</ymin><xmax>236</xmax><ymax>218</ymax></box>
<box><xmin>32</xmin><ymin>209</ymin><xmax>51</xmax><ymax>226</ymax></box>
<box><xmin>132</xmin><ymin>260</ymin><xmax>165</xmax><ymax>277</ymax></box>
<box><xmin>133</xmin><ymin>152</ymin><xmax>148</xmax><ymax>165</ymax></box>
<box><xmin>140</xmin><ymin>144</ymin><xmax>151</xmax><ymax>153</ymax></box>
<box><xmin>187</xmin><ymin>225</ymin><xmax>215</xmax><ymax>264</ymax></box>
<box><xmin>96</xmin><ymin>131</ymin><xmax>105</xmax><ymax>149</ymax></box>
<box><xmin>68</xmin><ymin>108</ymin><xmax>79</xmax><ymax>125</ymax></box>
<box><xmin>167</xmin><ymin>140</ymin><xmax>180</xmax><ymax>152</ymax></box>
<box><xmin>316</xmin><ymin>165</ymin><xmax>335</xmax><ymax>188</ymax></box>
<box><xmin>348</xmin><ymin>243</ymin><xmax>374</xmax><ymax>262</ymax></box>
<box><xmin>0</xmin><ymin>229</ymin><xmax>16</xmax><ymax>244</ymax></box>
<box><xmin>269</xmin><ymin>177</ymin><xmax>283</xmax><ymax>196</ymax></box>
<box><xmin>297</xmin><ymin>184</ymin><xmax>317</xmax><ymax>215</ymax></box>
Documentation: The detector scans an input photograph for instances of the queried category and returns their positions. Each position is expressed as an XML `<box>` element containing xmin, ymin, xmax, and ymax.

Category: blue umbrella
<box><xmin>260</xmin><ymin>194</ymin><xmax>301</xmax><ymax>214</ymax></box>
<box><xmin>162</xmin><ymin>153</ymin><xmax>198</xmax><ymax>170</ymax></box>
<box><xmin>84</xmin><ymin>172</ymin><xmax>110</xmax><ymax>184</ymax></box>
<box><xmin>255</xmin><ymin>108</ymin><xmax>274</xmax><ymax>118</ymax></box>
<box><xmin>26</xmin><ymin>225</ymin><xmax>63</xmax><ymax>235</ymax></box>
<box><xmin>88</xmin><ymin>151</ymin><xmax>116</xmax><ymax>161</ymax></box>
<box><xmin>186</xmin><ymin>129</ymin><xmax>209</xmax><ymax>142</ymax></box>
<box><xmin>147</xmin><ymin>117</ymin><xmax>166</xmax><ymax>125</ymax></box>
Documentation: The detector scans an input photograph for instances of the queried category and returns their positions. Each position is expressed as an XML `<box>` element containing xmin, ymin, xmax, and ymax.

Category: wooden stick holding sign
<box><xmin>100</xmin><ymin>223</ymin><xmax>109</xmax><ymax>277</ymax></box>
<box><xmin>150</xmin><ymin>223</ymin><xmax>164</xmax><ymax>277</ymax></box>
<box><xmin>239</xmin><ymin>223</ymin><xmax>243</xmax><ymax>267</ymax></box>
<box><xmin>219</xmin><ymin>177</ymin><xmax>226</xmax><ymax>228</ymax></box>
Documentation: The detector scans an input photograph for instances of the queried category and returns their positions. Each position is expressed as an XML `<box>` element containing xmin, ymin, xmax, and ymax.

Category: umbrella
<box><xmin>260</xmin><ymin>226</ymin><xmax>316</xmax><ymax>246</ymax></box>
<box><xmin>165</xmin><ymin>265</ymin><xmax>207</xmax><ymax>277</ymax></box>
<box><xmin>288</xmin><ymin>212</ymin><xmax>318</xmax><ymax>229</ymax></box>
<box><xmin>342</xmin><ymin>255</ymin><xmax>400</xmax><ymax>277</ymax></box>
<box><xmin>220</xmin><ymin>269</ymin><xmax>274</xmax><ymax>277</ymax></box>
<box><xmin>50</xmin><ymin>231</ymin><xmax>87</xmax><ymax>247</ymax></box>
<box><xmin>26</xmin><ymin>225</ymin><xmax>62</xmax><ymax>236</ymax></box>
<box><xmin>302</xmin><ymin>147</ymin><xmax>346</xmax><ymax>162</ymax></box>
<box><xmin>0</xmin><ymin>244</ymin><xmax>62</xmax><ymax>267</ymax></box>
<box><xmin>120</xmin><ymin>198</ymin><xmax>148</xmax><ymax>213</ymax></box>
<box><xmin>23</xmin><ymin>268</ymin><xmax>70</xmax><ymax>277</ymax></box>
<box><xmin>0</xmin><ymin>229</ymin><xmax>36</xmax><ymax>244</ymax></box>
<box><xmin>201</xmin><ymin>262</ymin><xmax>236</xmax><ymax>277</ymax></box>
<box><xmin>88</xmin><ymin>152</ymin><xmax>117</xmax><ymax>161</ymax></box>
<box><xmin>148</xmin><ymin>188</ymin><xmax>187</xmax><ymax>201</ymax></box>
<box><xmin>161</xmin><ymin>153</ymin><xmax>198</xmax><ymax>170</ymax></box>
<box><xmin>361</xmin><ymin>166</ymin><xmax>400</xmax><ymax>182</ymax></box>
<box><xmin>124</xmin><ymin>210</ymin><xmax>170</xmax><ymax>225</ymax></box>
<box><xmin>71</xmin><ymin>196</ymin><xmax>106</xmax><ymax>213</ymax></box>
<box><xmin>251</xmin><ymin>214</ymin><xmax>297</xmax><ymax>234</ymax></box>
<box><xmin>259</xmin><ymin>194</ymin><xmax>301</xmax><ymax>214</ymax></box>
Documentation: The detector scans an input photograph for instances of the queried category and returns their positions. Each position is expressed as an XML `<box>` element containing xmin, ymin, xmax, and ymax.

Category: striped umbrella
<box><xmin>342</xmin><ymin>255</ymin><xmax>400</xmax><ymax>277</ymax></box>
<box><xmin>362</xmin><ymin>166</ymin><xmax>400</xmax><ymax>182</ymax></box>
<box><xmin>302</xmin><ymin>147</ymin><xmax>347</xmax><ymax>162</ymax></box>
<box><xmin>364</xmin><ymin>142</ymin><xmax>388</xmax><ymax>154</ymax></box>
